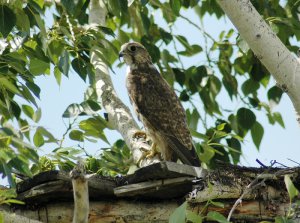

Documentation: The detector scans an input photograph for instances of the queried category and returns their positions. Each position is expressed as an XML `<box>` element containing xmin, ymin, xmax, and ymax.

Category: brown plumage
<box><xmin>119</xmin><ymin>42</ymin><xmax>200</xmax><ymax>167</ymax></box>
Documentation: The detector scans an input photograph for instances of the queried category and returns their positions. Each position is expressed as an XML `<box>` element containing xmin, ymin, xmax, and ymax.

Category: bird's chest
<box><xmin>126</xmin><ymin>71</ymin><xmax>152</xmax><ymax>104</ymax></box>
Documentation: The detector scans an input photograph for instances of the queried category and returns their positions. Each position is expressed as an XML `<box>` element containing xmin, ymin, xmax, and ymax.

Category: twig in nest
<box><xmin>227</xmin><ymin>163</ymin><xmax>276</xmax><ymax>221</ymax></box>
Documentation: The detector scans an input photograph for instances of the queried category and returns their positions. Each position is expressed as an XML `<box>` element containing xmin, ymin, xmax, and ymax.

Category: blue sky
<box><xmin>1</xmin><ymin>3</ymin><xmax>300</xmax><ymax>186</ymax></box>
<box><xmin>34</xmin><ymin>7</ymin><xmax>300</xmax><ymax>167</ymax></box>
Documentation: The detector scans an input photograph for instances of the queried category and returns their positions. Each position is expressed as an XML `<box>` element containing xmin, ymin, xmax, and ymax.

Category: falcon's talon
<box><xmin>145</xmin><ymin>142</ymin><xmax>159</xmax><ymax>159</ymax></box>
<box><xmin>137</xmin><ymin>143</ymin><xmax>160</xmax><ymax>166</ymax></box>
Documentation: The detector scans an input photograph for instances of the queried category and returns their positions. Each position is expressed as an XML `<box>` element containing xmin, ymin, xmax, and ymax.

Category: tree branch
<box><xmin>70</xmin><ymin>161</ymin><xmax>89</xmax><ymax>223</ymax></box>
<box><xmin>217</xmin><ymin>0</ymin><xmax>300</xmax><ymax>124</ymax></box>
<box><xmin>88</xmin><ymin>0</ymin><xmax>160</xmax><ymax>167</ymax></box>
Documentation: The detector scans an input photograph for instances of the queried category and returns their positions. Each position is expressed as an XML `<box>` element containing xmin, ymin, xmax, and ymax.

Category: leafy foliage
<box><xmin>0</xmin><ymin>0</ymin><xmax>297</xmax><ymax>188</ymax></box>
<box><xmin>0</xmin><ymin>188</ymin><xmax>24</xmax><ymax>205</ymax></box>
<box><xmin>169</xmin><ymin>200</ymin><xmax>229</xmax><ymax>223</ymax></box>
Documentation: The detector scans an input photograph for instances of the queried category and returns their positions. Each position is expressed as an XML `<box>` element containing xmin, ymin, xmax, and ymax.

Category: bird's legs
<box><xmin>133</xmin><ymin>130</ymin><xmax>160</xmax><ymax>157</ymax></box>
<box><xmin>145</xmin><ymin>142</ymin><xmax>159</xmax><ymax>159</ymax></box>
<box><xmin>134</xmin><ymin>130</ymin><xmax>161</xmax><ymax>165</ymax></box>
<box><xmin>137</xmin><ymin>142</ymin><xmax>161</xmax><ymax>166</ymax></box>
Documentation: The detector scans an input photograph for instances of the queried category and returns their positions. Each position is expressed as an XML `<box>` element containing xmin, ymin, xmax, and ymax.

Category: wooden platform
<box><xmin>16</xmin><ymin>161</ymin><xmax>206</xmax><ymax>204</ymax></box>
<box><xmin>1</xmin><ymin>161</ymin><xmax>300</xmax><ymax>222</ymax></box>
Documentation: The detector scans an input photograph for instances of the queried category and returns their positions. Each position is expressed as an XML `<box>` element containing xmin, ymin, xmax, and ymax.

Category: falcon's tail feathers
<box><xmin>167</xmin><ymin>136</ymin><xmax>201</xmax><ymax>167</ymax></box>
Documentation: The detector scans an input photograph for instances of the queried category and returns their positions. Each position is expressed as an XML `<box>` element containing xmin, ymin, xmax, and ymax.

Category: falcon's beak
<box><xmin>119</xmin><ymin>52</ymin><xmax>124</xmax><ymax>58</ymax></box>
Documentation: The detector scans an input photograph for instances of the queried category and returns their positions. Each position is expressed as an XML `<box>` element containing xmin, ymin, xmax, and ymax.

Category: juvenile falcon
<box><xmin>119</xmin><ymin>42</ymin><xmax>200</xmax><ymax>167</ymax></box>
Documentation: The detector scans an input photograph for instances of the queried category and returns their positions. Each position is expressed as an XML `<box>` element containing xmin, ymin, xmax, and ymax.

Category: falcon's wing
<box><xmin>129</xmin><ymin>66</ymin><xmax>200</xmax><ymax>167</ymax></box>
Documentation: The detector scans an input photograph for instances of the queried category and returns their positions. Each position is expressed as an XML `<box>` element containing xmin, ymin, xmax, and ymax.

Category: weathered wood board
<box><xmin>1</xmin><ymin>161</ymin><xmax>300</xmax><ymax>222</ymax></box>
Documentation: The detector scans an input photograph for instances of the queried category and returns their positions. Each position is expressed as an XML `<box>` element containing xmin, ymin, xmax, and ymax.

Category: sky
<box><xmin>1</xmin><ymin>2</ymin><xmax>300</xmax><ymax>185</ymax></box>
<box><xmin>35</xmin><ymin>6</ymin><xmax>300</xmax><ymax>167</ymax></box>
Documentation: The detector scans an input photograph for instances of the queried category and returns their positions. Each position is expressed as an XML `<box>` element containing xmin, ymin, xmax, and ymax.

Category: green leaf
<box><xmin>186</xmin><ymin>210</ymin><xmax>202</xmax><ymax>223</ymax></box>
<box><xmin>284</xmin><ymin>175</ymin><xmax>299</xmax><ymax>200</ymax></box>
<box><xmin>226</xmin><ymin>137</ymin><xmax>241</xmax><ymax>164</ymax></box>
<box><xmin>1</xmin><ymin>162</ymin><xmax>15</xmax><ymax>187</ymax></box>
<box><xmin>32</xmin><ymin>107</ymin><xmax>42</xmax><ymax>123</ymax></box>
<box><xmin>58</xmin><ymin>51</ymin><xmax>70</xmax><ymax>76</ymax></box>
<box><xmin>273</xmin><ymin>112</ymin><xmax>285</xmax><ymax>128</ymax></box>
<box><xmin>15</xmin><ymin>9</ymin><xmax>30</xmax><ymax>33</ymax></box>
<box><xmin>0</xmin><ymin>211</ymin><xmax>4</xmax><ymax>221</ymax></box>
<box><xmin>31</xmin><ymin>0</ymin><xmax>44</xmax><ymax>9</ymax></box>
<box><xmin>222</xmin><ymin>74</ymin><xmax>237</xmax><ymax>99</ymax></box>
<box><xmin>127</xmin><ymin>0</ymin><xmax>135</xmax><ymax>7</ymax></box>
<box><xmin>173</xmin><ymin>68</ymin><xmax>185</xmax><ymax>86</ymax></box>
<box><xmin>176</xmin><ymin>35</ymin><xmax>190</xmax><ymax>49</ymax></box>
<box><xmin>268</xmin><ymin>86</ymin><xmax>283</xmax><ymax>105</ymax></box>
<box><xmin>0</xmin><ymin>5</ymin><xmax>16</xmax><ymax>37</ymax></box>
<box><xmin>169</xmin><ymin>201</ymin><xmax>187</xmax><ymax>223</ymax></box>
<box><xmin>178</xmin><ymin>44</ymin><xmax>202</xmax><ymax>57</ymax></box>
<box><xmin>62</xmin><ymin>103</ymin><xmax>82</xmax><ymax>118</ymax></box>
<box><xmin>190</xmin><ymin>130</ymin><xmax>209</xmax><ymax>141</ymax></box>
<box><xmin>72</xmin><ymin>58</ymin><xmax>87</xmax><ymax>81</ymax></box>
<box><xmin>54</xmin><ymin>66</ymin><xmax>62</xmax><ymax>85</ymax></box>
<box><xmin>275</xmin><ymin>216</ymin><xmax>295</xmax><ymax>223</ymax></box>
<box><xmin>207</xmin><ymin>211</ymin><xmax>230</xmax><ymax>223</ymax></box>
<box><xmin>210</xmin><ymin>200</ymin><xmax>225</xmax><ymax>208</ymax></box>
<box><xmin>0</xmin><ymin>78</ymin><xmax>20</xmax><ymax>95</ymax></box>
<box><xmin>199</xmin><ymin>144</ymin><xmax>215</xmax><ymax>163</ymax></box>
<box><xmin>241</xmin><ymin>79</ymin><xmax>260</xmax><ymax>96</ymax></box>
<box><xmin>48</xmin><ymin>39</ymin><xmax>64</xmax><ymax>64</ymax></box>
<box><xmin>20</xmin><ymin>85</ymin><xmax>38</xmax><ymax>108</ymax></box>
<box><xmin>32</xmin><ymin>13</ymin><xmax>46</xmax><ymax>37</ymax></box>
<box><xmin>83</xmin><ymin>100</ymin><xmax>101</xmax><ymax>112</ymax></box>
<box><xmin>159</xmin><ymin>29</ymin><xmax>173</xmax><ymax>44</ymax></box>
<box><xmin>69</xmin><ymin>130</ymin><xmax>84</xmax><ymax>142</ymax></box>
<box><xmin>179</xmin><ymin>90</ymin><xmax>189</xmax><ymax>101</ymax></box>
<box><xmin>251</xmin><ymin>121</ymin><xmax>264</xmax><ymax>150</ymax></box>
<box><xmin>33</xmin><ymin>129</ymin><xmax>44</xmax><ymax>147</ymax></box>
<box><xmin>108</xmin><ymin>0</ymin><xmax>121</xmax><ymax>18</ymax></box>
<box><xmin>3</xmin><ymin>198</ymin><xmax>24</xmax><ymax>205</ymax></box>
<box><xmin>22</xmin><ymin>105</ymin><xmax>34</xmax><ymax>119</ymax></box>
<box><xmin>79</xmin><ymin>117</ymin><xmax>109</xmax><ymax>144</ymax></box>
<box><xmin>217</xmin><ymin>123</ymin><xmax>226</xmax><ymax>131</ymax></box>
<box><xmin>99</xmin><ymin>26</ymin><xmax>116</xmax><ymax>37</ymax></box>
<box><xmin>36</xmin><ymin>126</ymin><xmax>57</xmax><ymax>143</ymax></box>
<box><xmin>29</xmin><ymin>58</ymin><xmax>50</xmax><ymax>75</ymax></box>
<box><xmin>237</xmin><ymin>38</ymin><xmax>250</xmax><ymax>53</ymax></box>
<box><xmin>26</xmin><ymin>82</ymin><xmax>41</xmax><ymax>99</ymax></box>
<box><xmin>186</xmin><ymin>109</ymin><xmax>200</xmax><ymax>131</ymax></box>
<box><xmin>61</xmin><ymin>0</ymin><xmax>76</xmax><ymax>14</ymax></box>
<box><xmin>170</xmin><ymin>0</ymin><xmax>181</xmax><ymax>16</ymax></box>
<box><xmin>141</xmin><ymin>37</ymin><xmax>160</xmax><ymax>63</ymax></box>
<box><xmin>237</xmin><ymin>108</ymin><xmax>256</xmax><ymax>130</ymax></box>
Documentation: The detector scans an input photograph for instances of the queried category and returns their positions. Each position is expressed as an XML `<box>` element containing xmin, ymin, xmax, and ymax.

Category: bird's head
<box><xmin>119</xmin><ymin>42</ymin><xmax>152</xmax><ymax>67</ymax></box>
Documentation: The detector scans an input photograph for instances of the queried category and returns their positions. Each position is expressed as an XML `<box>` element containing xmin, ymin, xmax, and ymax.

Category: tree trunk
<box><xmin>88</xmin><ymin>0</ymin><xmax>160</xmax><ymax>167</ymax></box>
<box><xmin>217</xmin><ymin>0</ymin><xmax>300</xmax><ymax>124</ymax></box>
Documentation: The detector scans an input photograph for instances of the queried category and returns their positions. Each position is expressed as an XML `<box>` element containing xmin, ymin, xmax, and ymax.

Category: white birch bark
<box><xmin>88</xmin><ymin>0</ymin><xmax>160</xmax><ymax>167</ymax></box>
<box><xmin>70</xmin><ymin>161</ymin><xmax>89</xmax><ymax>223</ymax></box>
<box><xmin>217</xmin><ymin>0</ymin><xmax>300</xmax><ymax>124</ymax></box>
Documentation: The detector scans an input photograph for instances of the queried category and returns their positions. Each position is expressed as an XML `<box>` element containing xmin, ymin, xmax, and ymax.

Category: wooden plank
<box><xmin>3</xmin><ymin>198</ymin><xmax>296</xmax><ymax>223</ymax></box>
<box><xmin>87</xmin><ymin>174</ymin><xmax>116</xmax><ymax>199</ymax></box>
<box><xmin>16</xmin><ymin>170</ymin><xmax>69</xmax><ymax>193</ymax></box>
<box><xmin>114</xmin><ymin>177</ymin><xmax>195</xmax><ymax>198</ymax></box>
<box><xmin>17</xmin><ymin>177</ymin><xmax>116</xmax><ymax>205</ymax></box>
<box><xmin>118</xmin><ymin>161</ymin><xmax>206</xmax><ymax>185</ymax></box>
<box><xmin>15</xmin><ymin>162</ymin><xmax>206</xmax><ymax>203</ymax></box>
<box><xmin>17</xmin><ymin>180</ymin><xmax>73</xmax><ymax>204</ymax></box>
<box><xmin>5</xmin><ymin>200</ymin><xmax>178</xmax><ymax>223</ymax></box>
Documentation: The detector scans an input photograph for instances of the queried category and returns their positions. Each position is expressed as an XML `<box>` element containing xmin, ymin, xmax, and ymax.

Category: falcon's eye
<box><xmin>129</xmin><ymin>45</ymin><xmax>136</xmax><ymax>52</ymax></box>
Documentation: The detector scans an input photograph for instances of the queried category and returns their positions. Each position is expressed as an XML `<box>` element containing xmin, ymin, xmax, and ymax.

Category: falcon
<box><xmin>119</xmin><ymin>42</ymin><xmax>200</xmax><ymax>167</ymax></box>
